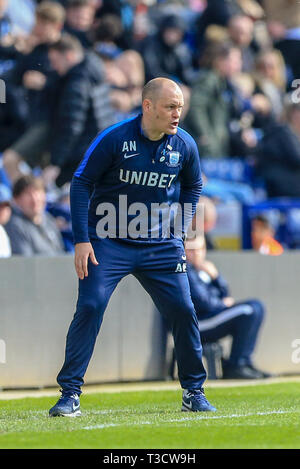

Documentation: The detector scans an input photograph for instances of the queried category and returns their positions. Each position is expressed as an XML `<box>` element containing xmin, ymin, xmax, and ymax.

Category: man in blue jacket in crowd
<box><xmin>185</xmin><ymin>234</ymin><xmax>271</xmax><ymax>379</ymax></box>
<box><xmin>49</xmin><ymin>77</ymin><xmax>217</xmax><ymax>417</ymax></box>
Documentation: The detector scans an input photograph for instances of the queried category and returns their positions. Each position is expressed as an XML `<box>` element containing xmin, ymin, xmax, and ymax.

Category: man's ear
<box><xmin>142</xmin><ymin>98</ymin><xmax>152</xmax><ymax>113</ymax></box>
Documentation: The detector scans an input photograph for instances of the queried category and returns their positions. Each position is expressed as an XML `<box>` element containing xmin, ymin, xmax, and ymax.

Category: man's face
<box><xmin>162</xmin><ymin>27</ymin><xmax>183</xmax><ymax>47</ymax></box>
<box><xmin>217</xmin><ymin>48</ymin><xmax>242</xmax><ymax>78</ymax></box>
<box><xmin>147</xmin><ymin>85</ymin><xmax>184</xmax><ymax>136</ymax></box>
<box><xmin>0</xmin><ymin>202</ymin><xmax>11</xmax><ymax>225</ymax></box>
<box><xmin>49</xmin><ymin>49</ymin><xmax>68</xmax><ymax>75</ymax></box>
<box><xmin>229</xmin><ymin>17</ymin><xmax>254</xmax><ymax>47</ymax></box>
<box><xmin>14</xmin><ymin>187</ymin><xmax>46</xmax><ymax>221</ymax></box>
<box><xmin>66</xmin><ymin>5</ymin><xmax>95</xmax><ymax>31</ymax></box>
<box><xmin>33</xmin><ymin>18</ymin><xmax>60</xmax><ymax>43</ymax></box>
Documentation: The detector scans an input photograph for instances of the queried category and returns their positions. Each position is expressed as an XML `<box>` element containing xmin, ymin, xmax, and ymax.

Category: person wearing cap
<box><xmin>0</xmin><ymin>183</ymin><xmax>12</xmax><ymax>258</ymax></box>
<box><xmin>138</xmin><ymin>13</ymin><xmax>195</xmax><ymax>86</ymax></box>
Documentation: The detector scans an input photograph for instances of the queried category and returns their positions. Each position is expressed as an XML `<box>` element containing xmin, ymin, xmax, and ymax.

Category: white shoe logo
<box><xmin>183</xmin><ymin>400</ymin><xmax>193</xmax><ymax>409</ymax></box>
<box><xmin>73</xmin><ymin>402</ymin><xmax>80</xmax><ymax>411</ymax></box>
<box><xmin>124</xmin><ymin>152</ymin><xmax>140</xmax><ymax>159</ymax></box>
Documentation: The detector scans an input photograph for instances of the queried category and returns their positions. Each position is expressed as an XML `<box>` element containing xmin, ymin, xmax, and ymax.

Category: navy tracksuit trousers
<box><xmin>198</xmin><ymin>300</ymin><xmax>265</xmax><ymax>367</ymax></box>
<box><xmin>57</xmin><ymin>238</ymin><xmax>207</xmax><ymax>394</ymax></box>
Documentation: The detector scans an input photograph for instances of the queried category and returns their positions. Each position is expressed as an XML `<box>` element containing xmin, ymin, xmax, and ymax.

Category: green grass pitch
<box><xmin>0</xmin><ymin>382</ymin><xmax>299</xmax><ymax>449</ymax></box>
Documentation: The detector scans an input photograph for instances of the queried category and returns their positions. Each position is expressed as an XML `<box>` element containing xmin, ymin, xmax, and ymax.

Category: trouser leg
<box><xmin>57</xmin><ymin>239</ymin><xmax>133</xmax><ymax>394</ymax></box>
<box><xmin>134</xmin><ymin>238</ymin><xmax>207</xmax><ymax>390</ymax></box>
<box><xmin>199</xmin><ymin>300</ymin><xmax>265</xmax><ymax>367</ymax></box>
<box><xmin>136</xmin><ymin>271</ymin><xmax>207</xmax><ymax>390</ymax></box>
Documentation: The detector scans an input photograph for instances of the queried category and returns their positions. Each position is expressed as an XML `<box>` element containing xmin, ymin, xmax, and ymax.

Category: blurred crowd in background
<box><xmin>1</xmin><ymin>0</ymin><xmax>300</xmax><ymax>257</ymax></box>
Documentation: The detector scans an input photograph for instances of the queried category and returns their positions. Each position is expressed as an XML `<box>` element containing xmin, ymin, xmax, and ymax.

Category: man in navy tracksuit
<box><xmin>49</xmin><ymin>77</ymin><xmax>216</xmax><ymax>416</ymax></box>
<box><xmin>185</xmin><ymin>235</ymin><xmax>271</xmax><ymax>379</ymax></box>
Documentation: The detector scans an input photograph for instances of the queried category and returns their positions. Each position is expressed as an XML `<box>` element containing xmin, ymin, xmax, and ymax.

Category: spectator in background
<box><xmin>110</xmin><ymin>49</ymin><xmax>145</xmax><ymax>118</ymax></box>
<box><xmin>184</xmin><ymin>41</ymin><xmax>243</xmax><ymax>157</ymax></box>
<box><xmin>251</xmin><ymin>214</ymin><xmax>284</xmax><ymax>255</ymax></box>
<box><xmin>194</xmin><ymin>0</ymin><xmax>241</xmax><ymax>55</ymax></box>
<box><xmin>228</xmin><ymin>14</ymin><xmax>256</xmax><ymax>72</ymax></box>
<box><xmin>138</xmin><ymin>13</ymin><xmax>195</xmax><ymax>87</ymax></box>
<box><xmin>5</xmin><ymin>175</ymin><xmax>65</xmax><ymax>255</ymax></box>
<box><xmin>46</xmin><ymin>33</ymin><xmax>115</xmax><ymax>187</ymax></box>
<box><xmin>95</xmin><ymin>0</ymin><xmax>135</xmax><ymax>50</ymax></box>
<box><xmin>92</xmin><ymin>13</ymin><xmax>123</xmax><ymax>59</ymax></box>
<box><xmin>194</xmin><ymin>0</ymin><xmax>264</xmax><ymax>59</ymax></box>
<box><xmin>263</xmin><ymin>0</ymin><xmax>300</xmax><ymax>83</ymax></box>
<box><xmin>254</xmin><ymin>99</ymin><xmax>300</xmax><ymax>198</ymax></box>
<box><xmin>2</xmin><ymin>1</ymin><xmax>65</xmax><ymax>181</ymax></box>
<box><xmin>64</xmin><ymin>0</ymin><xmax>97</xmax><ymax>49</ymax></box>
<box><xmin>92</xmin><ymin>14</ymin><xmax>145</xmax><ymax>118</ymax></box>
<box><xmin>252</xmin><ymin>49</ymin><xmax>286</xmax><ymax>119</ymax></box>
<box><xmin>185</xmin><ymin>234</ymin><xmax>271</xmax><ymax>379</ymax></box>
<box><xmin>0</xmin><ymin>183</ymin><xmax>12</xmax><ymax>257</ymax></box>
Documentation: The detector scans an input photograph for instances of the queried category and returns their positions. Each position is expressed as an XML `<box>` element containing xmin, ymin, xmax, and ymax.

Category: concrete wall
<box><xmin>0</xmin><ymin>256</ymin><xmax>165</xmax><ymax>388</ymax></box>
<box><xmin>0</xmin><ymin>252</ymin><xmax>299</xmax><ymax>388</ymax></box>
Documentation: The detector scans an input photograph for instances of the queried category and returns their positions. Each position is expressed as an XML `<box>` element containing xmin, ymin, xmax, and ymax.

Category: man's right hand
<box><xmin>74</xmin><ymin>242</ymin><xmax>99</xmax><ymax>280</ymax></box>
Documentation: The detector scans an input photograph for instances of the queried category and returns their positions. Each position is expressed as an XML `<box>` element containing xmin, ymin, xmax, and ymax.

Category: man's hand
<box><xmin>200</xmin><ymin>260</ymin><xmax>219</xmax><ymax>280</ymax></box>
<box><xmin>74</xmin><ymin>242</ymin><xmax>99</xmax><ymax>280</ymax></box>
<box><xmin>223</xmin><ymin>297</ymin><xmax>235</xmax><ymax>308</ymax></box>
<box><xmin>23</xmin><ymin>71</ymin><xmax>47</xmax><ymax>90</ymax></box>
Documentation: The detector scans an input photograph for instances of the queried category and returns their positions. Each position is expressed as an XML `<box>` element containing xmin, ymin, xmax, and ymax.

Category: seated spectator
<box><xmin>92</xmin><ymin>15</ymin><xmax>145</xmax><ymax>118</ymax></box>
<box><xmin>5</xmin><ymin>175</ymin><xmax>65</xmax><ymax>255</ymax></box>
<box><xmin>64</xmin><ymin>0</ymin><xmax>97</xmax><ymax>49</ymax></box>
<box><xmin>184</xmin><ymin>41</ymin><xmax>243</xmax><ymax>157</ymax></box>
<box><xmin>263</xmin><ymin>0</ymin><xmax>300</xmax><ymax>82</ymax></box>
<box><xmin>195</xmin><ymin>0</ymin><xmax>264</xmax><ymax>59</ymax></box>
<box><xmin>252</xmin><ymin>49</ymin><xmax>286</xmax><ymax>119</ymax></box>
<box><xmin>228</xmin><ymin>14</ymin><xmax>256</xmax><ymax>72</ymax></box>
<box><xmin>92</xmin><ymin>13</ymin><xmax>123</xmax><ymax>60</ymax></box>
<box><xmin>138</xmin><ymin>13</ymin><xmax>195</xmax><ymax>87</ymax></box>
<box><xmin>185</xmin><ymin>234</ymin><xmax>271</xmax><ymax>379</ymax></box>
<box><xmin>251</xmin><ymin>214</ymin><xmax>284</xmax><ymax>255</ymax></box>
<box><xmin>0</xmin><ymin>183</ymin><xmax>11</xmax><ymax>257</ymax></box>
<box><xmin>254</xmin><ymin>99</ymin><xmax>300</xmax><ymax>198</ymax></box>
<box><xmin>95</xmin><ymin>0</ymin><xmax>135</xmax><ymax>50</ymax></box>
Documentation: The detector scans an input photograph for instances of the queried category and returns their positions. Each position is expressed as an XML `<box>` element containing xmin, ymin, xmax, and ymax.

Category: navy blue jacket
<box><xmin>71</xmin><ymin>114</ymin><xmax>202</xmax><ymax>243</ymax></box>
<box><xmin>187</xmin><ymin>263</ymin><xmax>229</xmax><ymax>318</ymax></box>
<box><xmin>50</xmin><ymin>52</ymin><xmax>116</xmax><ymax>187</ymax></box>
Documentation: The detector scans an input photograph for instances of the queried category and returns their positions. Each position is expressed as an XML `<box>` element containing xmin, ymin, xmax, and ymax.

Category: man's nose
<box><xmin>173</xmin><ymin>108</ymin><xmax>180</xmax><ymax>118</ymax></box>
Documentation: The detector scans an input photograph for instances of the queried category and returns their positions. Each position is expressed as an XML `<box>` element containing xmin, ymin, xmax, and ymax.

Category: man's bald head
<box><xmin>142</xmin><ymin>77</ymin><xmax>182</xmax><ymax>103</ymax></box>
<box><xmin>141</xmin><ymin>77</ymin><xmax>184</xmax><ymax>140</ymax></box>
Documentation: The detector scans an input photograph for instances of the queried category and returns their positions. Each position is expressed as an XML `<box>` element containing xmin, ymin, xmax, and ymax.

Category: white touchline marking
<box><xmin>82</xmin><ymin>410</ymin><xmax>295</xmax><ymax>430</ymax></box>
<box><xmin>83</xmin><ymin>423</ymin><xmax>120</xmax><ymax>430</ymax></box>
